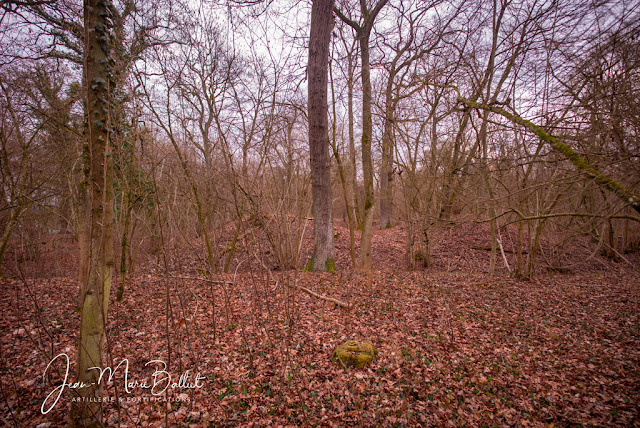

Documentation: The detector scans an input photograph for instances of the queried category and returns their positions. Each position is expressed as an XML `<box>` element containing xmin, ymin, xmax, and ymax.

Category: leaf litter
<box><xmin>0</xmin><ymin>222</ymin><xmax>639</xmax><ymax>427</ymax></box>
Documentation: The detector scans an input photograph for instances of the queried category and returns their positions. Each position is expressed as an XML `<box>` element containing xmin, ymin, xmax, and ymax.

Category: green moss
<box><xmin>457</xmin><ymin>95</ymin><xmax>640</xmax><ymax>214</ymax></box>
<box><xmin>332</xmin><ymin>340</ymin><xmax>377</xmax><ymax>368</ymax></box>
<box><xmin>116</xmin><ymin>284</ymin><xmax>124</xmax><ymax>301</ymax></box>
<box><xmin>304</xmin><ymin>257</ymin><xmax>335</xmax><ymax>272</ymax></box>
<box><xmin>303</xmin><ymin>258</ymin><xmax>314</xmax><ymax>272</ymax></box>
<box><xmin>324</xmin><ymin>258</ymin><xmax>336</xmax><ymax>273</ymax></box>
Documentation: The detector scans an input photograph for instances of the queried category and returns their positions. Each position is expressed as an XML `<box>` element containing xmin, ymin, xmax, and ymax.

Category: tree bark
<box><xmin>379</xmin><ymin>78</ymin><xmax>395</xmax><ymax>229</ymax></box>
<box><xmin>69</xmin><ymin>0</ymin><xmax>114</xmax><ymax>425</ymax></box>
<box><xmin>359</xmin><ymin>30</ymin><xmax>375</xmax><ymax>269</ymax></box>
<box><xmin>307</xmin><ymin>0</ymin><xmax>335</xmax><ymax>271</ymax></box>
<box><xmin>76</xmin><ymin>141</ymin><xmax>91</xmax><ymax>308</ymax></box>
<box><xmin>345</xmin><ymin>40</ymin><xmax>361</xmax><ymax>229</ymax></box>
<box><xmin>116</xmin><ymin>195</ymin><xmax>132</xmax><ymax>301</ymax></box>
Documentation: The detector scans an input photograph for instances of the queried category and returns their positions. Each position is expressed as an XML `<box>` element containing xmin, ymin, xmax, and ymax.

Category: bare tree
<box><xmin>335</xmin><ymin>0</ymin><xmax>388</xmax><ymax>269</ymax></box>
<box><xmin>0</xmin><ymin>72</ymin><xmax>42</xmax><ymax>270</ymax></box>
<box><xmin>334</xmin><ymin>24</ymin><xmax>362</xmax><ymax>229</ymax></box>
<box><xmin>375</xmin><ymin>0</ymin><xmax>451</xmax><ymax>229</ymax></box>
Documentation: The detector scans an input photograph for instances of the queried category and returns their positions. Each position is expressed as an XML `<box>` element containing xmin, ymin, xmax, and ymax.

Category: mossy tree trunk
<box><xmin>116</xmin><ymin>193</ymin><xmax>132</xmax><ymax>301</ymax></box>
<box><xmin>76</xmin><ymin>141</ymin><xmax>91</xmax><ymax>308</ymax></box>
<box><xmin>335</xmin><ymin>28</ymin><xmax>362</xmax><ymax>230</ymax></box>
<box><xmin>345</xmin><ymin>40</ymin><xmax>362</xmax><ymax>230</ymax></box>
<box><xmin>379</xmin><ymin>80</ymin><xmax>395</xmax><ymax>230</ymax></box>
<box><xmin>458</xmin><ymin>97</ymin><xmax>640</xmax><ymax>215</ymax></box>
<box><xmin>356</xmin><ymin>26</ymin><xmax>375</xmax><ymax>269</ymax></box>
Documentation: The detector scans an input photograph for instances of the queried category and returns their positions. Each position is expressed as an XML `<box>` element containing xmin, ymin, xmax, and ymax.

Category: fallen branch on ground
<box><xmin>293</xmin><ymin>284</ymin><xmax>351</xmax><ymax>309</ymax></box>
<box><xmin>470</xmin><ymin>245</ymin><xmax>526</xmax><ymax>254</ymax></box>
<box><xmin>169</xmin><ymin>276</ymin><xmax>235</xmax><ymax>285</ymax></box>
<box><xmin>249</xmin><ymin>251</ymin><xmax>351</xmax><ymax>309</ymax></box>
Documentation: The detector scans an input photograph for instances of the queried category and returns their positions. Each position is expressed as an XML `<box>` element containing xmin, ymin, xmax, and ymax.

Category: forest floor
<box><xmin>1</xmin><ymin>222</ymin><xmax>639</xmax><ymax>427</ymax></box>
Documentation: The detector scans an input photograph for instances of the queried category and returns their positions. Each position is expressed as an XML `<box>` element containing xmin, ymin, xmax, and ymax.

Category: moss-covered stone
<box><xmin>332</xmin><ymin>340</ymin><xmax>376</xmax><ymax>368</ymax></box>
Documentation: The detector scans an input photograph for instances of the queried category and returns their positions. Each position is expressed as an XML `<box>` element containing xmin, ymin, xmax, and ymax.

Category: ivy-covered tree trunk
<box><xmin>307</xmin><ymin>0</ymin><xmax>335</xmax><ymax>271</ymax></box>
<box><xmin>69</xmin><ymin>0</ymin><xmax>114</xmax><ymax>426</ymax></box>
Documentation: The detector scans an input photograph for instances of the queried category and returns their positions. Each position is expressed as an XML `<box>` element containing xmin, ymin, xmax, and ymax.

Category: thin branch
<box><xmin>293</xmin><ymin>284</ymin><xmax>351</xmax><ymax>309</ymax></box>
<box><xmin>450</xmin><ymin>93</ymin><xmax>640</xmax><ymax>215</ymax></box>
<box><xmin>334</xmin><ymin>7</ymin><xmax>360</xmax><ymax>31</ymax></box>
<box><xmin>169</xmin><ymin>276</ymin><xmax>234</xmax><ymax>285</ymax></box>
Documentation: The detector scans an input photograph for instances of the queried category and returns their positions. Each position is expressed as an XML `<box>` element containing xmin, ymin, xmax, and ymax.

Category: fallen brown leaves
<box><xmin>1</xmin><ymin>223</ymin><xmax>639</xmax><ymax>427</ymax></box>
<box><xmin>1</xmin><ymin>267</ymin><xmax>639</xmax><ymax>427</ymax></box>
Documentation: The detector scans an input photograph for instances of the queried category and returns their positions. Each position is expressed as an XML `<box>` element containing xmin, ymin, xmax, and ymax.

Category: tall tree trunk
<box><xmin>329</xmin><ymin>58</ymin><xmax>357</xmax><ymax>268</ymax></box>
<box><xmin>116</xmin><ymin>195</ymin><xmax>132</xmax><ymax>301</ymax></box>
<box><xmin>69</xmin><ymin>0</ymin><xmax>114</xmax><ymax>425</ymax></box>
<box><xmin>335</xmin><ymin>0</ymin><xmax>388</xmax><ymax>269</ymax></box>
<box><xmin>76</xmin><ymin>142</ymin><xmax>91</xmax><ymax>308</ymax></box>
<box><xmin>359</xmin><ymin>31</ymin><xmax>375</xmax><ymax>269</ymax></box>
<box><xmin>479</xmin><ymin>110</ymin><xmax>497</xmax><ymax>275</ymax></box>
<box><xmin>307</xmin><ymin>0</ymin><xmax>335</xmax><ymax>272</ymax></box>
<box><xmin>346</xmin><ymin>49</ymin><xmax>361</xmax><ymax>229</ymax></box>
<box><xmin>379</xmin><ymin>79</ymin><xmax>395</xmax><ymax>229</ymax></box>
